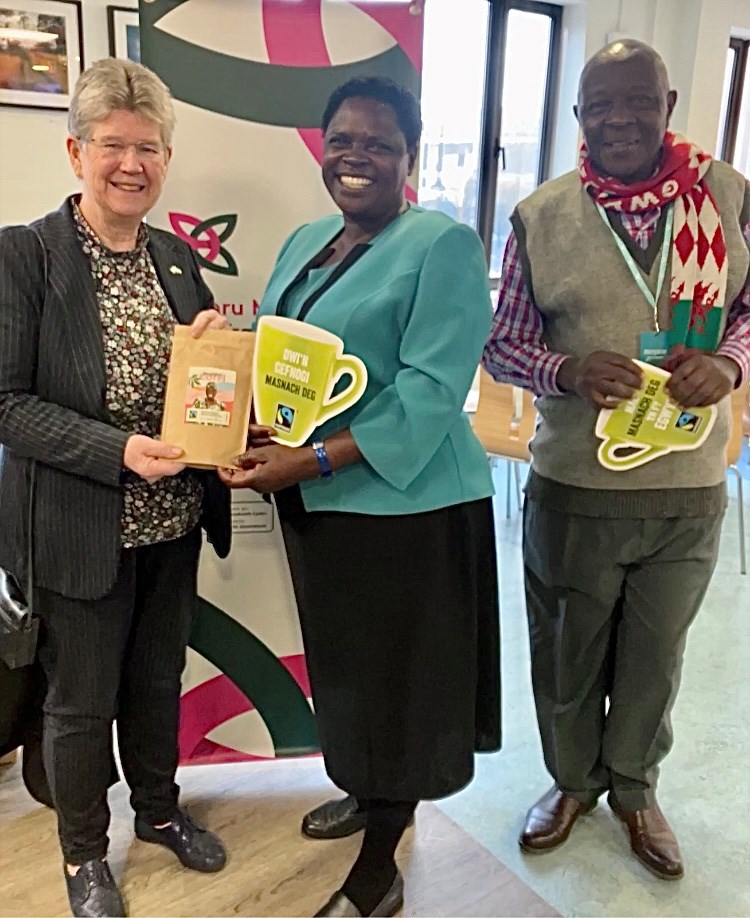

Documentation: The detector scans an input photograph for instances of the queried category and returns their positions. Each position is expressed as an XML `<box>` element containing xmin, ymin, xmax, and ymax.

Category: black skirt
<box><xmin>277</xmin><ymin>489</ymin><xmax>501</xmax><ymax>801</ymax></box>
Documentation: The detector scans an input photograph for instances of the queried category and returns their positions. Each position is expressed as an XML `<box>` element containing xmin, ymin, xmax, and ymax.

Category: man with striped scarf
<box><xmin>483</xmin><ymin>39</ymin><xmax>750</xmax><ymax>880</ymax></box>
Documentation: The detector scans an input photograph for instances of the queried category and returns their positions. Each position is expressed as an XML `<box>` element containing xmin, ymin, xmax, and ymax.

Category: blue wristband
<box><xmin>311</xmin><ymin>441</ymin><xmax>334</xmax><ymax>479</ymax></box>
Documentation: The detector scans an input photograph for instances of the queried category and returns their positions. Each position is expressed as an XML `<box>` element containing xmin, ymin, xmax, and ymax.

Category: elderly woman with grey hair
<box><xmin>0</xmin><ymin>59</ymin><xmax>231</xmax><ymax>917</ymax></box>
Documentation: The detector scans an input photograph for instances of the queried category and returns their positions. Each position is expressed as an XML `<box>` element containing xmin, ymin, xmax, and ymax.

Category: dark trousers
<box><xmin>523</xmin><ymin>499</ymin><xmax>723</xmax><ymax>811</ymax></box>
<box><xmin>36</xmin><ymin>527</ymin><xmax>201</xmax><ymax>864</ymax></box>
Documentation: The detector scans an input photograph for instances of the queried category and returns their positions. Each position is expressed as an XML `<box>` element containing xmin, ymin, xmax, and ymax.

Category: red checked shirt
<box><xmin>482</xmin><ymin>208</ymin><xmax>750</xmax><ymax>395</ymax></box>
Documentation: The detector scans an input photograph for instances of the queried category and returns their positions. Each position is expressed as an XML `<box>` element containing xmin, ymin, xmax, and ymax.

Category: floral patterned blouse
<box><xmin>73</xmin><ymin>200</ymin><xmax>203</xmax><ymax>548</ymax></box>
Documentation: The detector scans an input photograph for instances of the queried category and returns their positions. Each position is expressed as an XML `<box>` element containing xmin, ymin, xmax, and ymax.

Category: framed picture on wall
<box><xmin>107</xmin><ymin>6</ymin><xmax>139</xmax><ymax>63</ymax></box>
<box><xmin>0</xmin><ymin>0</ymin><xmax>83</xmax><ymax>109</ymax></box>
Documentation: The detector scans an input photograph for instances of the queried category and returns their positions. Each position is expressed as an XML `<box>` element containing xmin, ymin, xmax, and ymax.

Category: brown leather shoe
<box><xmin>608</xmin><ymin>793</ymin><xmax>684</xmax><ymax>880</ymax></box>
<box><xmin>519</xmin><ymin>785</ymin><xmax>597</xmax><ymax>852</ymax></box>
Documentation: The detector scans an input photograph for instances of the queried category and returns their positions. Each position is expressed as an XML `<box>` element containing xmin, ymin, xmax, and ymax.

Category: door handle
<box><xmin>494</xmin><ymin>140</ymin><xmax>506</xmax><ymax>170</ymax></box>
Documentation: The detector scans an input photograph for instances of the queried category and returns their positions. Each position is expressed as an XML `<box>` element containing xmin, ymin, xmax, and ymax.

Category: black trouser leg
<box><xmin>37</xmin><ymin>559</ymin><xmax>137</xmax><ymax>864</ymax></box>
<box><xmin>118</xmin><ymin>528</ymin><xmax>200</xmax><ymax>824</ymax></box>
<box><xmin>37</xmin><ymin>529</ymin><xmax>200</xmax><ymax>863</ymax></box>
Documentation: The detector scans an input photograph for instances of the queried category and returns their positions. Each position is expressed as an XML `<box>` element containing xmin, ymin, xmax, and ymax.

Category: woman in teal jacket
<box><xmin>223</xmin><ymin>78</ymin><xmax>500</xmax><ymax>918</ymax></box>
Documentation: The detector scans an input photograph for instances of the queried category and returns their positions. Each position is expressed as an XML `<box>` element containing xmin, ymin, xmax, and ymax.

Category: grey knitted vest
<box><xmin>513</xmin><ymin>160</ymin><xmax>750</xmax><ymax>494</ymax></box>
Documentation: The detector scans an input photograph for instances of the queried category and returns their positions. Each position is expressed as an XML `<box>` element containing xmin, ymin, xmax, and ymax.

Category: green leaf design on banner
<box><xmin>195</xmin><ymin>213</ymin><xmax>238</xmax><ymax>244</ymax></box>
<box><xmin>189</xmin><ymin>598</ymin><xmax>319</xmax><ymax>756</ymax></box>
<box><xmin>196</xmin><ymin>248</ymin><xmax>239</xmax><ymax>276</ymax></box>
<box><xmin>139</xmin><ymin>0</ymin><xmax>419</xmax><ymax>127</ymax></box>
<box><xmin>190</xmin><ymin>214</ymin><xmax>240</xmax><ymax>275</ymax></box>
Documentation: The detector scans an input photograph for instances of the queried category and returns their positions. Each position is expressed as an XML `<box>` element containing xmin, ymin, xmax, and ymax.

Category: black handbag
<box><xmin>0</xmin><ymin>449</ymin><xmax>37</xmax><ymax>670</ymax></box>
<box><xmin>0</xmin><ymin>458</ymin><xmax>51</xmax><ymax>805</ymax></box>
<box><xmin>0</xmin><ymin>454</ymin><xmax>49</xmax><ymax>805</ymax></box>
<box><xmin>0</xmin><ymin>568</ymin><xmax>38</xmax><ymax>670</ymax></box>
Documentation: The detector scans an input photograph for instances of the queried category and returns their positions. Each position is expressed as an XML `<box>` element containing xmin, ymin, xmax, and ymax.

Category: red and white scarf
<box><xmin>579</xmin><ymin>131</ymin><xmax>727</xmax><ymax>334</ymax></box>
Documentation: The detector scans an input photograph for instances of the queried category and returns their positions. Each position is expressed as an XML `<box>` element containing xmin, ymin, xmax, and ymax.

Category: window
<box><xmin>717</xmin><ymin>37</ymin><xmax>750</xmax><ymax>178</ymax></box>
<box><xmin>489</xmin><ymin>3</ymin><xmax>561</xmax><ymax>274</ymax></box>
<box><xmin>418</xmin><ymin>0</ymin><xmax>561</xmax><ymax>274</ymax></box>
<box><xmin>419</xmin><ymin>0</ymin><xmax>490</xmax><ymax>226</ymax></box>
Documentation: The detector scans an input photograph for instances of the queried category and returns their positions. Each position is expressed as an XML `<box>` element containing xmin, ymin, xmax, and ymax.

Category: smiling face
<box><xmin>575</xmin><ymin>52</ymin><xmax>676</xmax><ymax>183</ymax></box>
<box><xmin>321</xmin><ymin>96</ymin><xmax>416</xmax><ymax>227</ymax></box>
<box><xmin>67</xmin><ymin>108</ymin><xmax>171</xmax><ymax>237</ymax></box>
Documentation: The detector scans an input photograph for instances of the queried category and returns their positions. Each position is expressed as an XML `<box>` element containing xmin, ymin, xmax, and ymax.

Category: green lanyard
<box><xmin>596</xmin><ymin>203</ymin><xmax>674</xmax><ymax>333</ymax></box>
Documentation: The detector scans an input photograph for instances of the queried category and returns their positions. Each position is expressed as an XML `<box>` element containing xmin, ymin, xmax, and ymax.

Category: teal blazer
<box><xmin>257</xmin><ymin>206</ymin><xmax>494</xmax><ymax>515</ymax></box>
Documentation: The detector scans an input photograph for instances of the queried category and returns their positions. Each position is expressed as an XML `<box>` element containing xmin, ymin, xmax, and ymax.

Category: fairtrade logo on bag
<box><xmin>595</xmin><ymin>361</ymin><xmax>717</xmax><ymax>471</ymax></box>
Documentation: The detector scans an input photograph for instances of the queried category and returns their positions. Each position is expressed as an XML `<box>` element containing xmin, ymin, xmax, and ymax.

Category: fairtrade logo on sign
<box><xmin>169</xmin><ymin>212</ymin><xmax>239</xmax><ymax>276</ymax></box>
<box><xmin>275</xmin><ymin>404</ymin><xmax>295</xmax><ymax>432</ymax></box>
<box><xmin>676</xmin><ymin>411</ymin><xmax>701</xmax><ymax>433</ymax></box>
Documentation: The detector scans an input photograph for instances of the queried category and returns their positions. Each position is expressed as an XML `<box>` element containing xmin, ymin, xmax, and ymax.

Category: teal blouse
<box><xmin>256</xmin><ymin>206</ymin><xmax>494</xmax><ymax>515</ymax></box>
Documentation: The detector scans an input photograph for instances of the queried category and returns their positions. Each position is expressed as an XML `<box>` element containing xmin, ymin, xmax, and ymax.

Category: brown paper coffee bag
<box><xmin>161</xmin><ymin>327</ymin><xmax>255</xmax><ymax>469</ymax></box>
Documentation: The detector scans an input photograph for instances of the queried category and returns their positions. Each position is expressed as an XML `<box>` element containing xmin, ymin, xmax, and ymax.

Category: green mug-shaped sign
<box><xmin>596</xmin><ymin>361</ymin><xmax>718</xmax><ymax>471</ymax></box>
<box><xmin>254</xmin><ymin>316</ymin><xmax>368</xmax><ymax>448</ymax></box>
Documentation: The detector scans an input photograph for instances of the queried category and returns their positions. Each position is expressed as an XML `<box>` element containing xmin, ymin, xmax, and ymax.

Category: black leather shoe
<box><xmin>314</xmin><ymin>870</ymin><xmax>404</xmax><ymax>917</ymax></box>
<box><xmin>302</xmin><ymin>797</ymin><xmax>416</xmax><ymax>840</ymax></box>
<box><xmin>64</xmin><ymin>860</ymin><xmax>125</xmax><ymax>918</ymax></box>
<box><xmin>302</xmin><ymin>796</ymin><xmax>368</xmax><ymax>839</ymax></box>
<box><xmin>134</xmin><ymin>810</ymin><xmax>226</xmax><ymax>872</ymax></box>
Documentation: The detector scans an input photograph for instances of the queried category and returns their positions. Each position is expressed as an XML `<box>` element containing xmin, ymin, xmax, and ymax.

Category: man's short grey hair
<box><xmin>578</xmin><ymin>39</ymin><xmax>671</xmax><ymax>106</ymax></box>
<box><xmin>68</xmin><ymin>58</ymin><xmax>176</xmax><ymax>145</ymax></box>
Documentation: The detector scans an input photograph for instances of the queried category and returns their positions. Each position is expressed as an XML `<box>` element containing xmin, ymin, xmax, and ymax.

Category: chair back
<box><xmin>728</xmin><ymin>383</ymin><xmax>750</xmax><ymax>467</ymax></box>
<box><xmin>473</xmin><ymin>369</ymin><xmax>537</xmax><ymax>461</ymax></box>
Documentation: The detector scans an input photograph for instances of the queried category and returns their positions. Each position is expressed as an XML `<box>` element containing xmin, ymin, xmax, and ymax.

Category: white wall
<box><xmin>686</xmin><ymin>0</ymin><xmax>750</xmax><ymax>151</ymax></box>
<box><xmin>0</xmin><ymin>0</ymin><xmax>137</xmax><ymax>226</ymax></box>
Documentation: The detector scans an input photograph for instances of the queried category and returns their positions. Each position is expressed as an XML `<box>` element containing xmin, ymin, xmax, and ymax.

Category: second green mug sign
<box><xmin>596</xmin><ymin>361</ymin><xmax>718</xmax><ymax>471</ymax></box>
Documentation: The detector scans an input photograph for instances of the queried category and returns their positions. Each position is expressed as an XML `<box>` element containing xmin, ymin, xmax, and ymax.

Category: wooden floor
<box><xmin>0</xmin><ymin>756</ymin><xmax>557</xmax><ymax>917</ymax></box>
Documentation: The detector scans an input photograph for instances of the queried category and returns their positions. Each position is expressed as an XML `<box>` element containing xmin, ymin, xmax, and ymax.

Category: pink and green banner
<box><xmin>140</xmin><ymin>0</ymin><xmax>424</xmax><ymax>765</ymax></box>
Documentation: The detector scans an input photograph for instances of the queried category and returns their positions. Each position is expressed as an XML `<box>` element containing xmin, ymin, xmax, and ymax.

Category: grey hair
<box><xmin>68</xmin><ymin>58</ymin><xmax>176</xmax><ymax>145</ymax></box>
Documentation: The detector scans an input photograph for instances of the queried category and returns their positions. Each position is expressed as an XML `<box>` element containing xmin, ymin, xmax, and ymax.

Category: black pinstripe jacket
<box><xmin>0</xmin><ymin>198</ymin><xmax>231</xmax><ymax>601</ymax></box>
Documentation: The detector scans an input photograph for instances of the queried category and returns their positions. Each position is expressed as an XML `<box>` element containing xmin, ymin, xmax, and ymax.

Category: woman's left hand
<box><xmin>190</xmin><ymin>308</ymin><xmax>228</xmax><ymax>338</ymax></box>
<box><xmin>218</xmin><ymin>444</ymin><xmax>318</xmax><ymax>492</ymax></box>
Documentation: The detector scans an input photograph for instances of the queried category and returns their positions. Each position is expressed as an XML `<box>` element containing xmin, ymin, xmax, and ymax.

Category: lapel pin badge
<box><xmin>169</xmin><ymin>265</ymin><xmax>183</xmax><ymax>275</ymax></box>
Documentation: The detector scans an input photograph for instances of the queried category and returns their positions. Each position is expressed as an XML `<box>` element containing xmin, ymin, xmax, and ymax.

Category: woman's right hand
<box><xmin>124</xmin><ymin>434</ymin><xmax>186</xmax><ymax>483</ymax></box>
<box><xmin>217</xmin><ymin>467</ymin><xmax>256</xmax><ymax>488</ymax></box>
<box><xmin>217</xmin><ymin>426</ymin><xmax>275</xmax><ymax>488</ymax></box>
